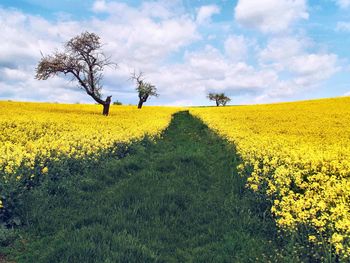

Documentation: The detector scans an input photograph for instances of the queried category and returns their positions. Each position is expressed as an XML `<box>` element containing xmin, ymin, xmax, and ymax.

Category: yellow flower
<box><xmin>190</xmin><ymin>97</ymin><xmax>350</xmax><ymax>258</ymax></box>
<box><xmin>308</xmin><ymin>235</ymin><xmax>317</xmax><ymax>242</ymax></box>
<box><xmin>332</xmin><ymin>233</ymin><xmax>344</xmax><ymax>243</ymax></box>
<box><xmin>0</xmin><ymin>101</ymin><xmax>182</xmax><ymax>227</ymax></box>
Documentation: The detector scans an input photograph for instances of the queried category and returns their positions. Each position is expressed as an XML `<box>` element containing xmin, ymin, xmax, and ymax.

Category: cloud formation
<box><xmin>257</xmin><ymin>36</ymin><xmax>339</xmax><ymax>101</ymax></box>
<box><xmin>234</xmin><ymin>0</ymin><xmax>308</xmax><ymax>33</ymax></box>
<box><xmin>0</xmin><ymin>2</ymin><xmax>199</xmax><ymax>104</ymax></box>
<box><xmin>196</xmin><ymin>5</ymin><xmax>220</xmax><ymax>25</ymax></box>
<box><xmin>334</xmin><ymin>0</ymin><xmax>350</xmax><ymax>9</ymax></box>
<box><xmin>336</xmin><ymin>21</ymin><xmax>350</xmax><ymax>31</ymax></box>
<box><xmin>224</xmin><ymin>35</ymin><xmax>249</xmax><ymax>62</ymax></box>
<box><xmin>0</xmin><ymin>0</ymin><xmax>343</xmax><ymax>106</ymax></box>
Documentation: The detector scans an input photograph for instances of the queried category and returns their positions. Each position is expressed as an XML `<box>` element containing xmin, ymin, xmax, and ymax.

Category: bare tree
<box><xmin>208</xmin><ymin>93</ymin><xmax>221</xmax><ymax>106</ymax></box>
<box><xmin>208</xmin><ymin>93</ymin><xmax>231</xmax><ymax>106</ymax></box>
<box><xmin>219</xmin><ymin>94</ymin><xmax>231</xmax><ymax>106</ymax></box>
<box><xmin>131</xmin><ymin>71</ymin><xmax>159</xmax><ymax>109</ymax></box>
<box><xmin>35</xmin><ymin>32</ymin><xmax>116</xmax><ymax>116</ymax></box>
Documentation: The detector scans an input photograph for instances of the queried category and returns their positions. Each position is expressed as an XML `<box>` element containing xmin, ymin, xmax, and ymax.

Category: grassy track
<box><xmin>9</xmin><ymin>111</ymin><xmax>285</xmax><ymax>262</ymax></box>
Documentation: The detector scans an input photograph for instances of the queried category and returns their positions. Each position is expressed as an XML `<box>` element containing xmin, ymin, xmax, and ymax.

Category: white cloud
<box><xmin>148</xmin><ymin>45</ymin><xmax>279</xmax><ymax>104</ymax></box>
<box><xmin>257</xmin><ymin>36</ymin><xmax>339</xmax><ymax>100</ymax></box>
<box><xmin>334</xmin><ymin>0</ymin><xmax>350</xmax><ymax>8</ymax></box>
<box><xmin>0</xmin><ymin>67</ymin><xmax>31</xmax><ymax>82</ymax></box>
<box><xmin>259</xmin><ymin>37</ymin><xmax>306</xmax><ymax>61</ymax></box>
<box><xmin>92</xmin><ymin>0</ymin><xmax>108</xmax><ymax>12</ymax></box>
<box><xmin>259</xmin><ymin>37</ymin><xmax>339</xmax><ymax>77</ymax></box>
<box><xmin>289</xmin><ymin>54</ymin><xmax>338</xmax><ymax>77</ymax></box>
<box><xmin>234</xmin><ymin>0</ymin><xmax>309</xmax><ymax>33</ymax></box>
<box><xmin>0</xmin><ymin>2</ymin><xmax>199</xmax><ymax>105</ymax></box>
<box><xmin>89</xmin><ymin>2</ymin><xmax>198</xmax><ymax>67</ymax></box>
<box><xmin>196</xmin><ymin>5</ymin><xmax>220</xmax><ymax>25</ymax></box>
<box><xmin>0</xmin><ymin>8</ymin><xmax>91</xmax><ymax>103</ymax></box>
<box><xmin>224</xmin><ymin>35</ymin><xmax>248</xmax><ymax>62</ymax></box>
<box><xmin>92</xmin><ymin>0</ymin><xmax>183</xmax><ymax>19</ymax></box>
<box><xmin>0</xmin><ymin>1</ymin><xmax>342</xmax><ymax>106</ymax></box>
<box><xmin>258</xmin><ymin>36</ymin><xmax>311</xmax><ymax>71</ymax></box>
<box><xmin>336</xmin><ymin>21</ymin><xmax>350</xmax><ymax>31</ymax></box>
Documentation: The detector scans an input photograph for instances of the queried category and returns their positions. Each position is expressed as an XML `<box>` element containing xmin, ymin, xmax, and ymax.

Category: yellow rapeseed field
<box><xmin>191</xmin><ymin>97</ymin><xmax>350</xmax><ymax>259</ymax></box>
<box><xmin>0</xmin><ymin>101</ymin><xmax>180</xmax><ymax>202</ymax></box>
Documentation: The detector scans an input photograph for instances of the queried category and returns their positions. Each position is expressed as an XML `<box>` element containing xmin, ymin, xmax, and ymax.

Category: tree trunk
<box><xmin>103</xmin><ymin>101</ymin><xmax>111</xmax><ymax>116</ymax></box>
<box><xmin>138</xmin><ymin>99</ymin><xmax>143</xmax><ymax>109</ymax></box>
<box><xmin>216</xmin><ymin>100</ymin><xmax>219</xmax><ymax>106</ymax></box>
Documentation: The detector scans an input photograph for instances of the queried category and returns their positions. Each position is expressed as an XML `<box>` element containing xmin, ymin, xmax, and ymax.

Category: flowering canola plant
<box><xmin>0</xmin><ymin>101</ymin><xmax>180</xmax><ymax>209</ymax></box>
<box><xmin>190</xmin><ymin>97</ymin><xmax>350</xmax><ymax>259</ymax></box>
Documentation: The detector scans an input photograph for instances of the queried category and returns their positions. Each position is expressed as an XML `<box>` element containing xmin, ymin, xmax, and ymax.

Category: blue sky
<box><xmin>1</xmin><ymin>0</ymin><xmax>350</xmax><ymax>105</ymax></box>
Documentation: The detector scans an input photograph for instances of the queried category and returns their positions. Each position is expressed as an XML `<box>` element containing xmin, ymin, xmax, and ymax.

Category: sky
<box><xmin>1</xmin><ymin>0</ymin><xmax>350</xmax><ymax>106</ymax></box>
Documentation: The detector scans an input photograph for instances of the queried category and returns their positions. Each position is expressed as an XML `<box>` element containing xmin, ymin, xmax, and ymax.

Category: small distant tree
<box><xmin>113</xmin><ymin>100</ymin><xmax>122</xmax><ymax>105</ymax></box>
<box><xmin>207</xmin><ymin>93</ymin><xmax>231</xmax><ymax>106</ymax></box>
<box><xmin>131</xmin><ymin>71</ymin><xmax>159</xmax><ymax>109</ymax></box>
<box><xmin>219</xmin><ymin>94</ymin><xmax>231</xmax><ymax>106</ymax></box>
<box><xmin>35</xmin><ymin>32</ymin><xmax>116</xmax><ymax>116</ymax></box>
<box><xmin>208</xmin><ymin>93</ymin><xmax>220</xmax><ymax>106</ymax></box>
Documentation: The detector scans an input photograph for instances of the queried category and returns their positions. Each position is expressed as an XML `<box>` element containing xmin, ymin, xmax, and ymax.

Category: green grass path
<box><xmin>12</xmin><ymin>111</ymin><xmax>282</xmax><ymax>262</ymax></box>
